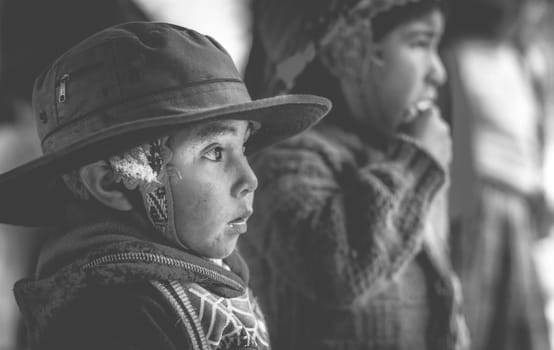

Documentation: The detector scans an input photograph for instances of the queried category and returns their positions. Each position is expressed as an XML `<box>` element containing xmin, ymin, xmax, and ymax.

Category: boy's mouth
<box><xmin>226</xmin><ymin>210</ymin><xmax>253</xmax><ymax>234</ymax></box>
<box><xmin>403</xmin><ymin>99</ymin><xmax>435</xmax><ymax>124</ymax></box>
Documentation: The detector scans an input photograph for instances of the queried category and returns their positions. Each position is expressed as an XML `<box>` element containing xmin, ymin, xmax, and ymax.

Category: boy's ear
<box><xmin>79</xmin><ymin>160</ymin><xmax>133</xmax><ymax>211</ymax></box>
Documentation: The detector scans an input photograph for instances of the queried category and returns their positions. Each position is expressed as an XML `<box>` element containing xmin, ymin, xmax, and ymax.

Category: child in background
<box><xmin>240</xmin><ymin>0</ymin><xmax>468</xmax><ymax>349</ymax></box>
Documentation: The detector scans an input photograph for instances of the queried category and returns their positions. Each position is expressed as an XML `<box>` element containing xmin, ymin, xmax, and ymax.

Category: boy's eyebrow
<box><xmin>404</xmin><ymin>27</ymin><xmax>440</xmax><ymax>40</ymax></box>
<box><xmin>194</xmin><ymin>121</ymin><xmax>240</xmax><ymax>139</ymax></box>
<box><xmin>403</xmin><ymin>15</ymin><xmax>444</xmax><ymax>40</ymax></box>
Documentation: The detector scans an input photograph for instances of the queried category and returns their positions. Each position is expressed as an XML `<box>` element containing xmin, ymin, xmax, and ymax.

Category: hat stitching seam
<box><xmin>41</xmin><ymin>80</ymin><xmax>247</xmax><ymax>148</ymax></box>
<box><xmin>51</xmin><ymin>32</ymin><xmax>159</xmax><ymax>70</ymax></box>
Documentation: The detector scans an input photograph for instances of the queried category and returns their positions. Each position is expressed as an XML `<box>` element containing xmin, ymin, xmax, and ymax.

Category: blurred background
<box><xmin>1</xmin><ymin>0</ymin><xmax>554</xmax><ymax>349</ymax></box>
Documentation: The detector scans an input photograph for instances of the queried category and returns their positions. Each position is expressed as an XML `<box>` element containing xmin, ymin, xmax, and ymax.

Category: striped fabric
<box><xmin>152</xmin><ymin>280</ymin><xmax>270</xmax><ymax>350</ymax></box>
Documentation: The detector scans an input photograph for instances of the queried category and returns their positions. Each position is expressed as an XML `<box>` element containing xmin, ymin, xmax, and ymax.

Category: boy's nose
<box><xmin>428</xmin><ymin>53</ymin><xmax>447</xmax><ymax>87</ymax></box>
<box><xmin>232</xmin><ymin>158</ymin><xmax>258</xmax><ymax>198</ymax></box>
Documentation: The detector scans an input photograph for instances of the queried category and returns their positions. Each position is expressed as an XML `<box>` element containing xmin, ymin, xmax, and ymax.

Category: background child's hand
<box><xmin>399</xmin><ymin>105</ymin><xmax>452</xmax><ymax>168</ymax></box>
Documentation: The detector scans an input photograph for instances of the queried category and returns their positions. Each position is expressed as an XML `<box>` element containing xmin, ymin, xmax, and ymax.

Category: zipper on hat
<box><xmin>58</xmin><ymin>74</ymin><xmax>70</xmax><ymax>103</ymax></box>
<box><xmin>56</xmin><ymin>63</ymin><xmax>103</xmax><ymax>104</ymax></box>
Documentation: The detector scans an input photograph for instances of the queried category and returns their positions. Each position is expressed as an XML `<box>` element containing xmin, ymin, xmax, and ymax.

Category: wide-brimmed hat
<box><xmin>0</xmin><ymin>21</ymin><xmax>331</xmax><ymax>226</ymax></box>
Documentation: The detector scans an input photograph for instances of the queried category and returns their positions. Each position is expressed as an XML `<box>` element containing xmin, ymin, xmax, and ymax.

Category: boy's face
<box><xmin>166</xmin><ymin>120</ymin><xmax>257</xmax><ymax>259</ymax></box>
<box><xmin>346</xmin><ymin>9</ymin><xmax>446</xmax><ymax>137</ymax></box>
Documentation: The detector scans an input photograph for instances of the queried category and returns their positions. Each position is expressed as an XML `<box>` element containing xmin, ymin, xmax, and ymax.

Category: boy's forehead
<box><xmin>170</xmin><ymin>120</ymin><xmax>250</xmax><ymax>145</ymax></box>
<box><xmin>406</xmin><ymin>10</ymin><xmax>444</xmax><ymax>31</ymax></box>
<box><xmin>193</xmin><ymin>120</ymin><xmax>246</xmax><ymax>139</ymax></box>
<box><xmin>393</xmin><ymin>9</ymin><xmax>445</xmax><ymax>40</ymax></box>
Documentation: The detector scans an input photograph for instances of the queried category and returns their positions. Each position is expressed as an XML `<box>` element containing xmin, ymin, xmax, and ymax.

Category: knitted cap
<box><xmin>248</xmin><ymin>0</ymin><xmax>427</xmax><ymax>95</ymax></box>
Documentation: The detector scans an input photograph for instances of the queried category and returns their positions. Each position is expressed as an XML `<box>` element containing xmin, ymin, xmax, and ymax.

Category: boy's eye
<box><xmin>204</xmin><ymin>146</ymin><xmax>223</xmax><ymax>161</ymax></box>
<box><xmin>412</xmin><ymin>38</ymin><xmax>432</xmax><ymax>48</ymax></box>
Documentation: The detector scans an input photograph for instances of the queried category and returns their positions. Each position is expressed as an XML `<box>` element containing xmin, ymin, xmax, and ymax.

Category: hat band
<box><xmin>42</xmin><ymin>81</ymin><xmax>251</xmax><ymax>153</ymax></box>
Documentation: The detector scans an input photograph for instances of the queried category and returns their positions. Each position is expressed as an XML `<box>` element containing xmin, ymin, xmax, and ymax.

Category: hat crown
<box><xmin>32</xmin><ymin>22</ymin><xmax>246</xmax><ymax>154</ymax></box>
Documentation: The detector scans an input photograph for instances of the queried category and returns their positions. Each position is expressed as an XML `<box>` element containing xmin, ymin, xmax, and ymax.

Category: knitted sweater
<box><xmin>239</xmin><ymin>124</ymin><xmax>468</xmax><ymax>350</ymax></box>
<box><xmin>15</xmin><ymin>219</ymin><xmax>269</xmax><ymax>350</ymax></box>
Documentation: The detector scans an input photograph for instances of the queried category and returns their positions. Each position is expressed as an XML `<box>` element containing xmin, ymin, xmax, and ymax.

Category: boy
<box><xmin>240</xmin><ymin>0</ymin><xmax>468</xmax><ymax>349</ymax></box>
<box><xmin>0</xmin><ymin>22</ymin><xmax>330</xmax><ymax>349</ymax></box>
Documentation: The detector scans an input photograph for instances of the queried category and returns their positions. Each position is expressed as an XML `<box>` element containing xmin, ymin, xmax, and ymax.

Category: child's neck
<box><xmin>209</xmin><ymin>258</ymin><xmax>223</xmax><ymax>266</ymax></box>
<box><xmin>208</xmin><ymin>258</ymin><xmax>230</xmax><ymax>271</ymax></box>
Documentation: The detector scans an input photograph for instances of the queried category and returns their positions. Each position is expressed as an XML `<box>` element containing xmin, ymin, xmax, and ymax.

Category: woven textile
<box><xmin>153</xmin><ymin>280</ymin><xmax>270</xmax><ymax>350</ymax></box>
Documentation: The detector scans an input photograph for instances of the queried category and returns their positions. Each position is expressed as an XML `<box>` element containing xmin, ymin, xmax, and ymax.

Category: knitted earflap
<box><xmin>108</xmin><ymin>138</ymin><xmax>180</xmax><ymax>243</ymax></box>
<box><xmin>61</xmin><ymin>138</ymin><xmax>185</xmax><ymax>247</ymax></box>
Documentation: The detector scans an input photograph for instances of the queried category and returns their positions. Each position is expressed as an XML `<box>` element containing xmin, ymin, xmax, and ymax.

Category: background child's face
<box><xmin>166</xmin><ymin>120</ymin><xmax>257</xmax><ymax>259</ymax></box>
<box><xmin>342</xmin><ymin>9</ymin><xmax>446</xmax><ymax>137</ymax></box>
<box><xmin>374</xmin><ymin>9</ymin><xmax>446</xmax><ymax>130</ymax></box>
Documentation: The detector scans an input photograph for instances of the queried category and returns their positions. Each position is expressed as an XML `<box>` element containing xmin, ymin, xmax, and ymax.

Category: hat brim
<box><xmin>0</xmin><ymin>94</ymin><xmax>331</xmax><ymax>226</ymax></box>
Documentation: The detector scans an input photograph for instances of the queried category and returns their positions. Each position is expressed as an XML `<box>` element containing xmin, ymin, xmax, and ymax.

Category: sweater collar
<box><xmin>15</xmin><ymin>216</ymin><xmax>250</xmax><ymax>347</ymax></box>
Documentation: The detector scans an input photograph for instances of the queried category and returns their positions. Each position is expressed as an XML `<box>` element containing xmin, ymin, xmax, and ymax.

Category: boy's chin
<box><xmin>201</xmin><ymin>242</ymin><xmax>238</xmax><ymax>261</ymax></box>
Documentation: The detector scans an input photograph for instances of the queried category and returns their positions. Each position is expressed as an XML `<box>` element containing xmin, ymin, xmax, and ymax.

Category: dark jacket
<box><xmin>15</xmin><ymin>219</ymin><xmax>269</xmax><ymax>350</ymax></box>
<box><xmin>239</xmin><ymin>124</ymin><xmax>469</xmax><ymax>350</ymax></box>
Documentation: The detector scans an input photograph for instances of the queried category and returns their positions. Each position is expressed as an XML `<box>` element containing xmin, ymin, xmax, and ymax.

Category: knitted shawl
<box><xmin>239</xmin><ymin>123</ymin><xmax>469</xmax><ymax>350</ymax></box>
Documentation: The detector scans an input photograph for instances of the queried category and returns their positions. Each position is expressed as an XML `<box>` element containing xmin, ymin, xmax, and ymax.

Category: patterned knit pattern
<box><xmin>152</xmin><ymin>280</ymin><xmax>270</xmax><ymax>350</ymax></box>
<box><xmin>319</xmin><ymin>0</ymin><xmax>426</xmax><ymax>79</ymax></box>
<box><xmin>250</xmin><ymin>0</ymin><xmax>429</xmax><ymax>95</ymax></box>
<box><xmin>61</xmin><ymin>137</ymin><xmax>173</xmax><ymax>233</ymax></box>
<box><xmin>109</xmin><ymin>137</ymin><xmax>173</xmax><ymax>233</ymax></box>
<box><xmin>146</xmin><ymin>187</ymin><xmax>169</xmax><ymax>232</ymax></box>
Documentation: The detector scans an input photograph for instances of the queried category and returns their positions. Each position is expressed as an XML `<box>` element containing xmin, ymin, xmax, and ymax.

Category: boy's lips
<box><xmin>226</xmin><ymin>210</ymin><xmax>253</xmax><ymax>234</ymax></box>
<box><xmin>229</xmin><ymin>209</ymin><xmax>253</xmax><ymax>223</ymax></box>
<box><xmin>403</xmin><ymin>99</ymin><xmax>435</xmax><ymax>124</ymax></box>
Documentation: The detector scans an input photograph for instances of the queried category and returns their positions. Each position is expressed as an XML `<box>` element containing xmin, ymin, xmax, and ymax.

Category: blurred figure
<box><xmin>241</xmin><ymin>0</ymin><xmax>469</xmax><ymax>349</ymax></box>
<box><xmin>0</xmin><ymin>97</ymin><xmax>42</xmax><ymax>350</ymax></box>
<box><xmin>0</xmin><ymin>0</ymin><xmax>150</xmax><ymax>348</ymax></box>
<box><xmin>443</xmin><ymin>1</ymin><xmax>552</xmax><ymax>349</ymax></box>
